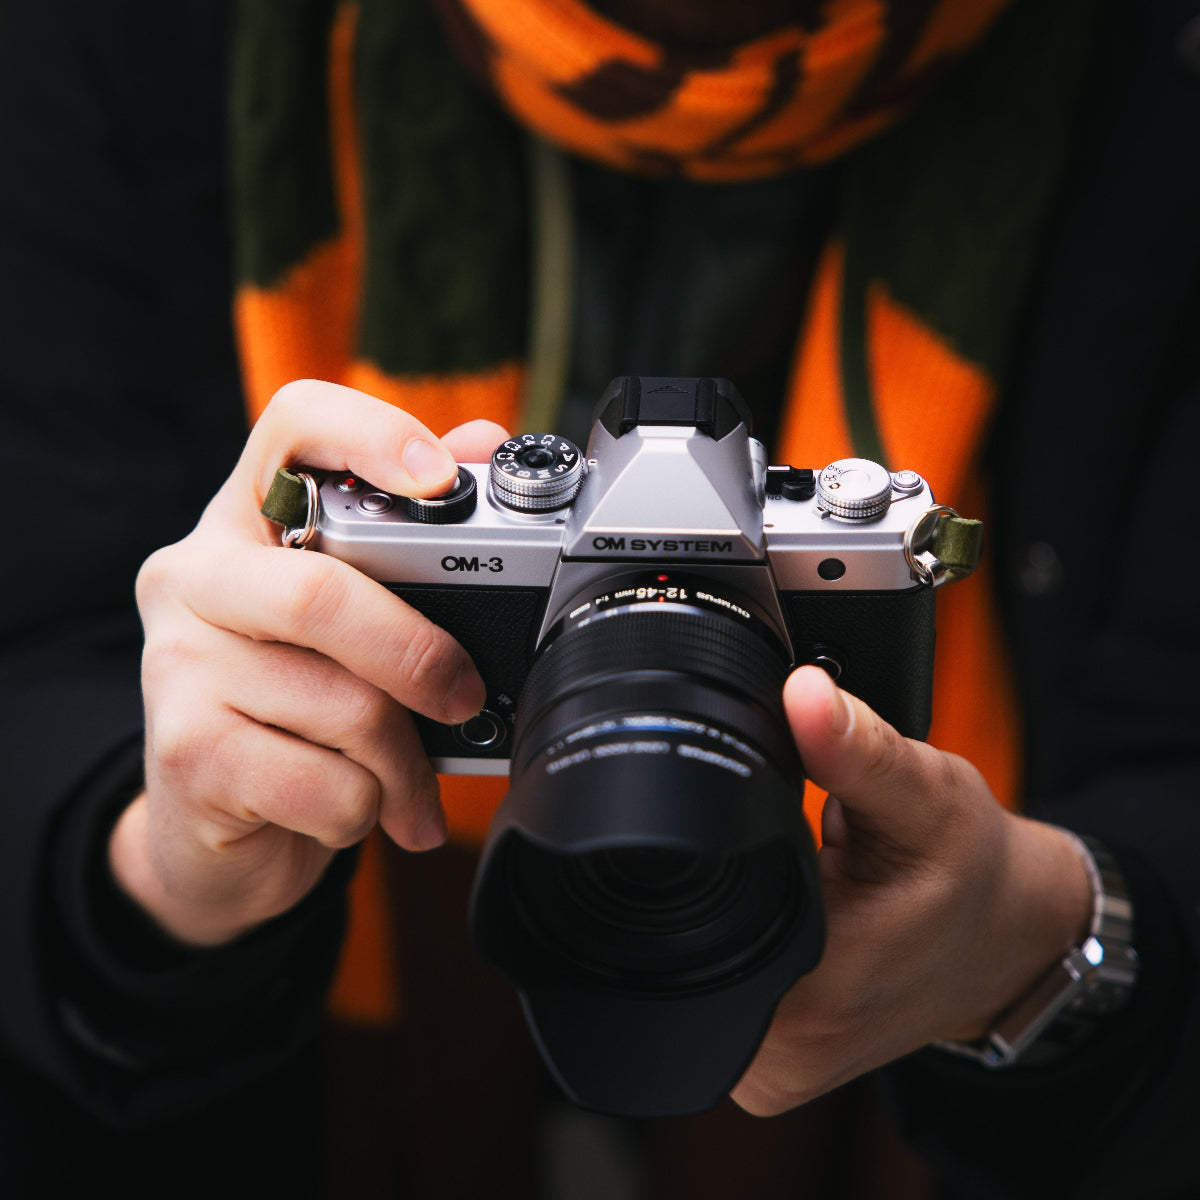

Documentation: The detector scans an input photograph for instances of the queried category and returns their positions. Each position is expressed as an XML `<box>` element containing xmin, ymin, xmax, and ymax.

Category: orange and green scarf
<box><xmin>433</xmin><ymin>0</ymin><xmax>1013</xmax><ymax>179</ymax></box>
<box><xmin>229</xmin><ymin>0</ymin><xmax>1091</xmax><ymax>1024</ymax></box>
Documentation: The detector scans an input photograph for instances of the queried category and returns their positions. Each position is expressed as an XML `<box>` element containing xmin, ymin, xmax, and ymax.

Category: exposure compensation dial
<box><xmin>816</xmin><ymin>457</ymin><xmax>894</xmax><ymax>521</ymax></box>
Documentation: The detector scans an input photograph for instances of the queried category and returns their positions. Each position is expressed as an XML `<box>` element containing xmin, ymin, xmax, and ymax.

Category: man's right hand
<box><xmin>110</xmin><ymin>380</ymin><xmax>508</xmax><ymax>947</ymax></box>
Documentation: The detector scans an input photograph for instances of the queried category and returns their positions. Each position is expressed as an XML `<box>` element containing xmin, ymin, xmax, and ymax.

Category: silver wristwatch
<box><xmin>936</xmin><ymin>832</ymin><xmax>1139</xmax><ymax>1068</ymax></box>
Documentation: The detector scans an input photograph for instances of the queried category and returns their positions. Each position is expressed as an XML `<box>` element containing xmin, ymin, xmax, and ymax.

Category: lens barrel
<box><xmin>470</xmin><ymin>578</ymin><xmax>824</xmax><ymax>1116</ymax></box>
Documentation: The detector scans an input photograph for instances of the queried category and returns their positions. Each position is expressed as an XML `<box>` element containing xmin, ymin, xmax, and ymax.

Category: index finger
<box><xmin>220</xmin><ymin>379</ymin><xmax>464</xmax><ymax>535</ymax></box>
<box><xmin>157</xmin><ymin>538</ymin><xmax>486</xmax><ymax>725</ymax></box>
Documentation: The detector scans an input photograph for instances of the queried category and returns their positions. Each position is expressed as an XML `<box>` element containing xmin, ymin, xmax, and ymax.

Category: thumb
<box><xmin>783</xmin><ymin>665</ymin><xmax>958</xmax><ymax>852</ymax></box>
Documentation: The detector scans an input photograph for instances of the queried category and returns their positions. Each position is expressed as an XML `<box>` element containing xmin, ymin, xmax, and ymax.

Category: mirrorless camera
<box><xmin>302</xmin><ymin>376</ymin><xmax>952</xmax><ymax>1116</ymax></box>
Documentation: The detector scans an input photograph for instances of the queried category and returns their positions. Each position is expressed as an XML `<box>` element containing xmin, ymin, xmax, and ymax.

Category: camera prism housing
<box><xmin>310</xmin><ymin>376</ymin><xmax>941</xmax><ymax>1116</ymax></box>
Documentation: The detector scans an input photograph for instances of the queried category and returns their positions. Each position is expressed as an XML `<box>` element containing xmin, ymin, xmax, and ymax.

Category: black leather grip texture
<box><xmin>388</xmin><ymin>584</ymin><xmax>548</xmax><ymax>759</ymax></box>
<box><xmin>783</xmin><ymin>586</ymin><xmax>936</xmax><ymax>740</ymax></box>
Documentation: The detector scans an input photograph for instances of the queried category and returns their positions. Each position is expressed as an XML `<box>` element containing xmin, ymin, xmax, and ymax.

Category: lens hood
<box><xmin>470</xmin><ymin>739</ymin><xmax>822</xmax><ymax>1117</ymax></box>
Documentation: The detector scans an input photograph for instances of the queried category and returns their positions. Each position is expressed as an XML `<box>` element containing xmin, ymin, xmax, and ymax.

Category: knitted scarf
<box><xmin>431</xmin><ymin>0</ymin><xmax>1014</xmax><ymax>179</ymax></box>
<box><xmin>229</xmin><ymin>0</ymin><xmax>1090</xmax><ymax>1025</ymax></box>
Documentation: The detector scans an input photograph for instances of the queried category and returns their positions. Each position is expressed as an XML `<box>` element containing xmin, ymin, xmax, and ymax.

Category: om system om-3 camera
<box><xmin>271</xmin><ymin>376</ymin><xmax>976</xmax><ymax>1118</ymax></box>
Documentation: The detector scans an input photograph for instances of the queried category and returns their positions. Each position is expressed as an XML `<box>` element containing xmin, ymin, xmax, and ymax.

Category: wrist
<box><xmin>948</xmin><ymin>816</ymin><xmax>1093</xmax><ymax>1042</ymax></box>
<box><xmin>938</xmin><ymin>829</ymin><xmax>1138</xmax><ymax>1067</ymax></box>
<box><xmin>108</xmin><ymin>793</ymin><xmax>259</xmax><ymax>948</ymax></box>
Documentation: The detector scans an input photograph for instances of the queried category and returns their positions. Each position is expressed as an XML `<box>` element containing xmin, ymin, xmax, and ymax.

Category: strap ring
<box><xmin>282</xmin><ymin>472</ymin><xmax>319</xmax><ymax>549</ymax></box>
<box><xmin>903</xmin><ymin>504</ymin><xmax>962</xmax><ymax>588</ymax></box>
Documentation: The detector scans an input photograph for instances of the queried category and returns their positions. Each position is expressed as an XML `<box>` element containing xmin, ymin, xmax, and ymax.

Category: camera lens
<box><xmin>473</xmin><ymin>574</ymin><xmax>820</xmax><ymax>999</ymax></box>
<box><xmin>505</xmin><ymin>835</ymin><xmax>797</xmax><ymax>992</ymax></box>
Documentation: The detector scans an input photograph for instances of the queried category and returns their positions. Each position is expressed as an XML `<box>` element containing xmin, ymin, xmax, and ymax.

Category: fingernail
<box><xmin>828</xmin><ymin>677</ymin><xmax>853</xmax><ymax>736</ymax></box>
<box><xmin>413</xmin><ymin>805</ymin><xmax>448</xmax><ymax>852</ymax></box>
<box><xmin>404</xmin><ymin>438</ymin><xmax>455</xmax><ymax>489</ymax></box>
<box><xmin>444</xmin><ymin>660</ymin><xmax>486</xmax><ymax>724</ymax></box>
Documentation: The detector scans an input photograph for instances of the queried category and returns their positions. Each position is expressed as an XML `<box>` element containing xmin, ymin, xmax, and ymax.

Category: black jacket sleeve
<box><xmin>882</xmin><ymin>4</ymin><xmax>1200</xmax><ymax>1194</ymax></box>
<box><xmin>0</xmin><ymin>0</ymin><xmax>346</xmax><ymax>1124</ymax></box>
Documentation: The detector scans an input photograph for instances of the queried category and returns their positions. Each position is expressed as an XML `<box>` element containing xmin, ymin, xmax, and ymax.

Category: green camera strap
<box><xmin>260</xmin><ymin>465</ymin><xmax>328</xmax><ymax>530</ymax></box>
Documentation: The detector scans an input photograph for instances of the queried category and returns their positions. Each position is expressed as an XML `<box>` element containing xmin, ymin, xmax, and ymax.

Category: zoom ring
<box><xmin>516</xmin><ymin>610</ymin><xmax>791</xmax><ymax>757</ymax></box>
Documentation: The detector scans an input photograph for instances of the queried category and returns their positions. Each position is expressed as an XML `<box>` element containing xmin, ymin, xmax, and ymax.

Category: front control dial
<box><xmin>402</xmin><ymin>466</ymin><xmax>478</xmax><ymax>524</ymax></box>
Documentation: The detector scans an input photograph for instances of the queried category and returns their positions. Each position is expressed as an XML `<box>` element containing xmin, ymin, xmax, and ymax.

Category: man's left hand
<box><xmin>731</xmin><ymin>666</ymin><xmax>1093</xmax><ymax>1115</ymax></box>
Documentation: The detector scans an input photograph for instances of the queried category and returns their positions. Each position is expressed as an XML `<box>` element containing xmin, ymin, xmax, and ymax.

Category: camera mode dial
<box><xmin>816</xmin><ymin>457</ymin><xmax>893</xmax><ymax>521</ymax></box>
<box><xmin>490</xmin><ymin>433</ymin><xmax>585</xmax><ymax>512</ymax></box>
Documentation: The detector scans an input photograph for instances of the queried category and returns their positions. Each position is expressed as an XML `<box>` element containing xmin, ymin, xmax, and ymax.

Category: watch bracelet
<box><xmin>934</xmin><ymin>831</ymin><xmax>1139</xmax><ymax>1069</ymax></box>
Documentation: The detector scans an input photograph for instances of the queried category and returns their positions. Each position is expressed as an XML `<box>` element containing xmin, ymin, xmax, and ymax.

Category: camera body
<box><xmin>308</xmin><ymin>376</ymin><xmax>943</xmax><ymax>1116</ymax></box>
<box><xmin>314</xmin><ymin>376</ymin><xmax>937</xmax><ymax>764</ymax></box>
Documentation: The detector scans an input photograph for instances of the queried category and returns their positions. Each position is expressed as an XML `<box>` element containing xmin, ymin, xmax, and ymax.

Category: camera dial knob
<box><xmin>402</xmin><ymin>467</ymin><xmax>478</xmax><ymax>524</ymax></box>
<box><xmin>490</xmin><ymin>433</ymin><xmax>586</xmax><ymax>512</ymax></box>
<box><xmin>816</xmin><ymin>458</ymin><xmax>893</xmax><ymax>521</ymax></box>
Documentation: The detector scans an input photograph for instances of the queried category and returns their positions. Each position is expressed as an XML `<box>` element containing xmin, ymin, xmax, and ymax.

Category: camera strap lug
<box><xmin>904</xmin><ymin>505</ymin><xmax>983</xmax><ymax>587</ymax></box>
<box><xmin>261</xmin><ymin>466</ymin><xmax>326</xmax><ymax>548</ymax></box>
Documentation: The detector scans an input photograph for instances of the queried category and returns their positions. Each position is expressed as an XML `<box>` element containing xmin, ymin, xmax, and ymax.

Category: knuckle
<box><xmin>265</xmin><ymin>378</ymin><xmax>321</xmax><ymax>421</ymax></box>
<box><xmin>335</xmin><ymin>678</ymin><xmax>397</xmax><ymax>743</ymax></box>
<box><xmin>147</xmin><ymin>704</ymin><xmax>222</xmax><ymax>782</ymax></box>
<box><xmin>249</xmin><ymin>750</ymin><xmax>379</xmax><ymax>848</ymax></box>
<box><xmin>135</xmin><ymin>544</ymin><xmax>182</xmax><ymax>610</ymax></box>
<box><xmin>275</xmin><ymin>555</ymin><xmax>349</xmax><ymax>641</ymax></box>
<box><xmin>312</xmin><ymin>777</ymin><xmax>380</xmax><ymax>849</ymax></box>
<box><xmin>859</xmin><ymin>715</ymin><xmax>904</xmax><ymax>783</ymax></box>
<box><xmin>932</xmin><ymin>748</ymin><xmax>971</xmax><ymax>801</ymax></box>
<box><xmin>141</xmin><ymin>630</ymin><xmax>205</xmax><ymax>691</ymax></box>
<box><xmin>397</xmin><ymin>620</ymin><xmax>456</xmax><ymax>697</ymax></box>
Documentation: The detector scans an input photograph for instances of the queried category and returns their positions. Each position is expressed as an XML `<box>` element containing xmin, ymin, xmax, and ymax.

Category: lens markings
<box><xmin>676</xmin><ymin>744</ymin><xmax>753</xmax><ymax>778</ymax></box>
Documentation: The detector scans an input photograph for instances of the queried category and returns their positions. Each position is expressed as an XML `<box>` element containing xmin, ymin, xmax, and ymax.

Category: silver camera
<box><xmin>297</xmin><ymin>376</ymin><xmax>959</xmax><ymax>1116</ymax></box>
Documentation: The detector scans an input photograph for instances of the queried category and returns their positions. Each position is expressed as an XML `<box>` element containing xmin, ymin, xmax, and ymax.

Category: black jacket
<box><xmin>0</xmin><ymin>1</ymin><xmax>1197</xmax><ymax>1197</ymax></box>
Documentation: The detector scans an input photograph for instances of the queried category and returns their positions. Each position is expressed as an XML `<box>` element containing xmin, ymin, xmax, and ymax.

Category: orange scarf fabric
<box><xmin>434</xmin><ymin>0</ymin><xmax>1012</xmax><ymax>180</ymax></box>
